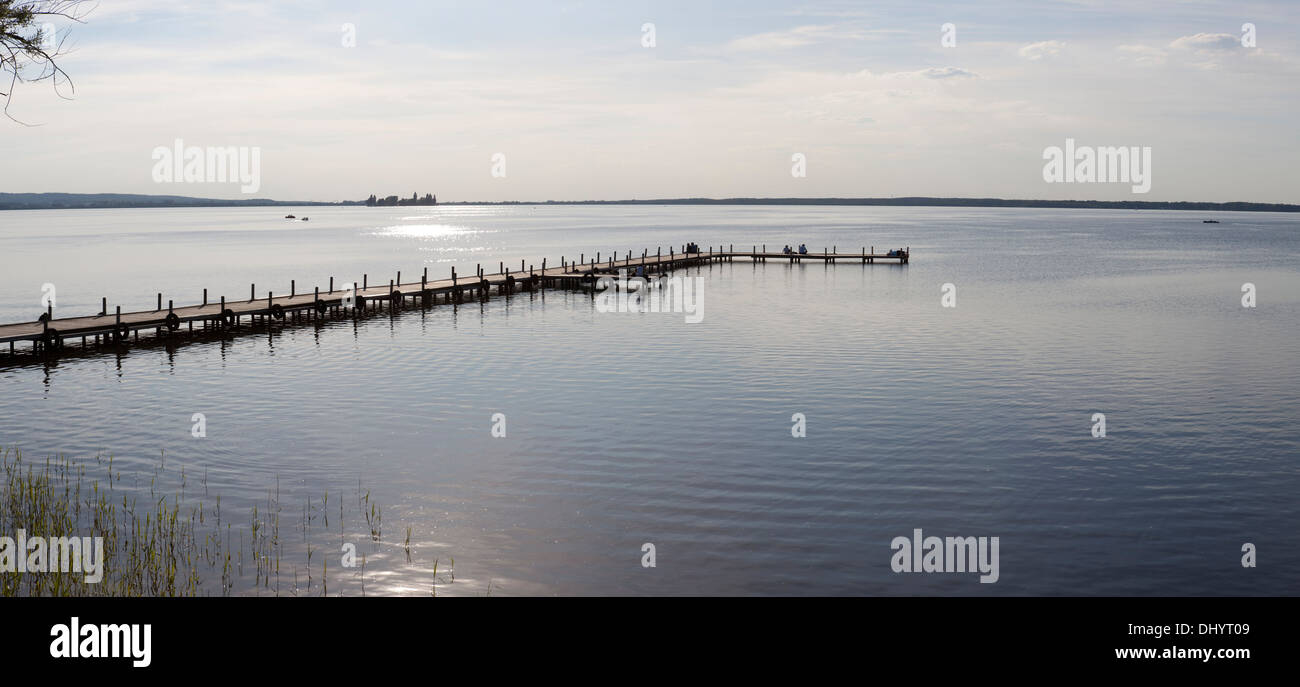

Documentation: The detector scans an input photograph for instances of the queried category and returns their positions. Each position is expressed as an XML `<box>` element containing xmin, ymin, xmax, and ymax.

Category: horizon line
<box><xmin>1</xmin><ymin>192</ymin><xmax>1297</xmax><ymax>212</ymax></box>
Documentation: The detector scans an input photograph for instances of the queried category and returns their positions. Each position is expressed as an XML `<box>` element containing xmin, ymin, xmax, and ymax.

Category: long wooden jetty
<box><xmin>1</xmin><ymin>243</ymin><xmax>908</xmax><ymax>356</ymax></box>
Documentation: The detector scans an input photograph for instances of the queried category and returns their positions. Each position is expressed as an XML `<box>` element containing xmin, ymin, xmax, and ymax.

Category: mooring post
<box><xmin>157</xmin><ymin>293</ymin><xmax>162</xmax><ymax>310</ymax></box>
<box><xmin>452</xmin><ymin>267</ymin><xmax>457</xmax><ymax>285</ymax></box>
<box><xmin>267</xmin><ymin>291</ymin><xmax>272</xmax><ymax>308</ymax></box>
<box><xmin>397</xmin><ymin>271</ymin><xmax>401</xmax><ymax>286</ymax></box>
<box><xmin>116</xmin><ymin>305</ymin><xmax>121</xmax><ymax>326</ymax></box>
<box><xmin>291</xmin><ymin>280</ymin><xmax>296</xmax><ymax>297</ymax></box>
<box><xmin>219</xmin><ymin>297</ymin><xmax>224</xmax><ymax>318</ymax></box>
<box><xmin>101</xmin><ymin>296</ymin><xmax>107</xmax><ymax>315</ymax></box>
<box><xmin>363</xmin><ymin>274</ymin><xmax>368</xmax><ymax>289</ymax></box>
<box><xmin>202</xmin><ymin>289</ymin><xmax>207</xmax><ymax>306</ymax></box>
<box><xmin>250</xmin><ymin>284</ymin><xmax>255</xmax><ymax>302</ymax></box>
<box><xmin>168</xmin><ymin>299</ymin><xmax>173</xmax><ymax>313</ymax></box>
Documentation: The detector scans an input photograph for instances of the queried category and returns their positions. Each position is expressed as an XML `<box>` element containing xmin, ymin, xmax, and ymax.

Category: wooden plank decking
<box><xmin>0</xmin><ymin>244</ymin><xmax>908</xmax><ymax>355</ymax></box>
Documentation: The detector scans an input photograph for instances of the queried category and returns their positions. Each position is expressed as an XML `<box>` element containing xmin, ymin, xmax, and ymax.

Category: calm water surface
<box><xmin>1</xmin><ymin>205</ymin><xmax>1297</xmax><ymax>595</ymax></box>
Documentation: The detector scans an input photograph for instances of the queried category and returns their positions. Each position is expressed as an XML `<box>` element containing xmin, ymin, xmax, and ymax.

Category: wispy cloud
<box><xmin>1018</xmin><ymin>40</ymin><xmax>1065</xmax><ymax>61</ymax></box>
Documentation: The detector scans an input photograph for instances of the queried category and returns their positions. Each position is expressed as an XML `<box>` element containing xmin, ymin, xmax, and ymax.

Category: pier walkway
<box><xmin>0</xmin><ymin>244</ymin><xmax>908</xmax><ymax>355</ymax></box>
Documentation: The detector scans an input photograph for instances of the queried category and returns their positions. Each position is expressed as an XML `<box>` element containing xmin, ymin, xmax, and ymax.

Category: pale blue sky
<box><xmin>3</xmin><ymin>0</ymin><xmax>1297</xmax><ymax>202</ymax></box>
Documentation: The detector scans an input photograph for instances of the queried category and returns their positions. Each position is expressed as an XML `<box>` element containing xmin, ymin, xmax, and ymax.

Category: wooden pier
<box><xmin>0</xmin><ymin>244</ymin><xmax>908</xmax><ymax>356</ymax></box>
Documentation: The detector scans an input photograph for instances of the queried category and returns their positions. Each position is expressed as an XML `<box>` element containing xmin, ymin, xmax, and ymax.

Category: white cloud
<box><xmin>1018</xmin><ymin>40</ymin><xmax>1065</xmax><ymax>61</ymax></box>
<box><xmin>915</xmin><ymin>66</ymin><xmax>978</xmax><ymax>79</ymax></box>
<box><xmin>1169</xmin><ymin>33</ymin><xmax>1239</xmax><ymax>52</ymax></box>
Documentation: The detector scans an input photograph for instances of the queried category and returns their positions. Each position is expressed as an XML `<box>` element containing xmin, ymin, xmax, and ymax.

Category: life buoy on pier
<box><xmin>114</xmin><ymin>323</ymin><xmax>131</xmax><ymax>341</ymax></box>
<box><xmin>315</xmin><ymin>299</ymin><xmax>328</xmax><ymax>314</ymax></box>
<box><xmin>221</xmin><ymin>309</ymin><xmax>236</xmax><ymax>326</ymax></box>
<box><xmin>165</xmin><ymin>312</ymin><xmax>181</xmax><ymax>331</ymax></box>
<box><xmin>269</xmin><ymin>304</ymin><xmax>285</xmax><ymax>320</ymax></box>
<box><xmin>42</xmin><ymin>328</ymin><xmax>62</xmax><ymax>350</ymax></box>
<box><xmin>390</xmin><ymin>291</ymin><xmax>403</xmax><ymax>307</ymax></box>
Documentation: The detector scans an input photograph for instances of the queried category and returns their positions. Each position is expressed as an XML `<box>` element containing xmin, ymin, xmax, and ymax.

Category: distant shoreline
<box><xmin>1</xmin><ymin>192</ymin><xmax>1296</xmax><ymax>213</ymax></box>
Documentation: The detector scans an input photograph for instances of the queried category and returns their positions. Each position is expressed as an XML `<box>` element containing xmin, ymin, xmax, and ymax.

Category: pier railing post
<box><xmin>157</xmin><ymin>293</ymin><xmax>162</xmax><ymax>311</ymax></box>
<box><xmin>202</xmin><ymin>289</ymin><xmax>207</xmax><ymax>306</ymax></box>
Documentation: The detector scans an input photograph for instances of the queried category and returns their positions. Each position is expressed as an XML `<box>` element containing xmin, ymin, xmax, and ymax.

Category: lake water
<box><xmin>1</xmin><ymin>205</ymin><xmax>1297</xmax><ymax>595</ymax></box>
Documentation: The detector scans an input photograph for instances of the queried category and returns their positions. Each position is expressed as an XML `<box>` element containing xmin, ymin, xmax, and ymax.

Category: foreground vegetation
<box><xmin>0</xmin><ymin>447</ymin><xmax>410</xmax><ymax>596</ymax></box>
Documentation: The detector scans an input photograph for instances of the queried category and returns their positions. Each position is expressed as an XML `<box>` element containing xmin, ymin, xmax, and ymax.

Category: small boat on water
<box><xmin>1203</xmin><ymin>220</ymin><xmax>1219</xmax><ymax>223</ymax></box>
<box><xmin>285</xmin><ymin>214</ymin><xmax>296</xmax><ymax>219</ymax></box>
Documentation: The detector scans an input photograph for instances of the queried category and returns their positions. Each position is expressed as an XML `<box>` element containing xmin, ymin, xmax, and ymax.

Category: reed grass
<box><xmin>0</xmin><ymin>446</ymin><xmax>424</xmax><ymax>597</ymax></box>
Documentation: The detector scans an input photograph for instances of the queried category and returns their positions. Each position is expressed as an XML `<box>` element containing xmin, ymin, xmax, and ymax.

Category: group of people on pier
<box><xmin>782</xmin><ymin>244</ymin><xmax>808</xmax><ymax>255</ymax></box>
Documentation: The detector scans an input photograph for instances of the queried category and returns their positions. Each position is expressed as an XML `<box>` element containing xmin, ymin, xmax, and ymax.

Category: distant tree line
<box><xmin>365</xmin><ymin>192</ymin><xmax>436</xmax><ymax>207</ymax></box>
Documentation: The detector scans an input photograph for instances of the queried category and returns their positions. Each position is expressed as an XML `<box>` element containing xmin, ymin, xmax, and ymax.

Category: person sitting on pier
<box><xmin>798</xmin><ymin>244</ymin><xmax>808</xmax><ymax>255</ymax></box>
